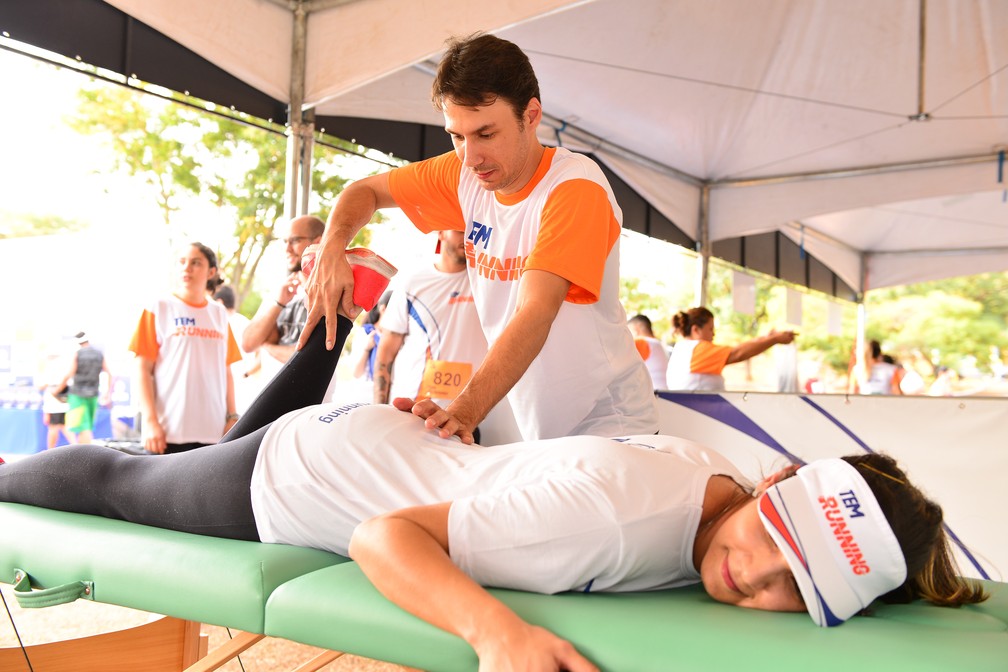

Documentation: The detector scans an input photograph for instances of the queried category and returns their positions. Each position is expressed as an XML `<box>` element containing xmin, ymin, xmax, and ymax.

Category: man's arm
<box><xmin>301</xmin><ymin>173</ymin><xmax>397</xmax><ymax>350</ymax></box>
<box><xmin>56</xmin><ymin>354</ymin><xmax>78</xmax><ymax>392</ymax></box>
<box><xmin>349</xmin><ymin>503</ymin><xmax>597</xmax><ymax>672</ymax></box>
<box><xmin>261</xmin><ymin>342</ymin><xmax>297</xmax><ymax>364</ymax></box>
<box><xmin>408</xmin><ymin>270</ymin><xmax>569</xmax><ymax>443</ymax></box>
<box><xmin>244</xmin><ymin>271</ymin><xmax>304</xmax><ymax>353</ymax></box>
<box><xmin>242</xmin><ymin>302</ymin><xmax>282</xmax><ymax>352</ymax></box>
<box><xmin>373</xmin><ymin>330</ymin><xmax>405</xmax><ymax>404</ymax></box>
<box><xmin>99</xmin><ymin>358</ymin><xmax>112</xmax><ymax>405</ymax></box>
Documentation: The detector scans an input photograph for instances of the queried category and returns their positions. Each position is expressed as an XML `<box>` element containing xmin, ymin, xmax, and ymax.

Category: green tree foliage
<box><xmin>866</xmin><ymin>275</ymin><xmax>1008</xmax><ymax>375</ymax></box>
<box><xmin>0</xmin><ymin>211</ymin><xmax>88</xmax><ymax>238</ymax></box>
<box><xmin>69</xmin><ymin>86</ymin><xmax>200</xmax><ymax>231</ymax></box>
<box><xmin>70</xmin><ymin>81</ymin><xmax>384</xmax><ymax>309</ymax></box>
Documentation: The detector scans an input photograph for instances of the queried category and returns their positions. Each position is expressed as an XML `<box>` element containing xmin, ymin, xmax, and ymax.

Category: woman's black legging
<box><xmin>0</xmin><ymin>316</ymin><xmax>354</xmax><ymax>540</ymax></box>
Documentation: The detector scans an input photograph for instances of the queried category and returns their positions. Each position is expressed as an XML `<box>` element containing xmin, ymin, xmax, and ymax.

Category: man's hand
<box><xmin>276</xmin><ymin>272</ymin><xmax>301</xmax><ymax>307</ymax></box>
<box><xmin>300</xmin><ymin>245</ymin><xmax>359</xmax><ymax>350</ymax></box>
<box><xmin>392</xmin><ymin>397</ymin><xmax>476</xmax><ymax>444</ymax></box>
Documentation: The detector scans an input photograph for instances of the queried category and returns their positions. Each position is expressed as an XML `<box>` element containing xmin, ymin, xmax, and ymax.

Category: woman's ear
<box><xmin>753</xmin><ymin>464</ymin><xmax>801</xmax><ymax>496</ymax></box>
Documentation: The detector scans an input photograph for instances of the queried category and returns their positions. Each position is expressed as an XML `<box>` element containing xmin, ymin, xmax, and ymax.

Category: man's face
<box><xmin>439</xmin><ymin>230</ymin><xmax>468</xmax><ymax>267</ymax></box>
<box><xmin>443</xmin><ymin>96</ymin><xmax>542</xmax><ymax>196</ymax></box>
<box><xmin>283</xmin><ymin>219</ymin><xmax>319</xmax><ymax>273</ymax></box>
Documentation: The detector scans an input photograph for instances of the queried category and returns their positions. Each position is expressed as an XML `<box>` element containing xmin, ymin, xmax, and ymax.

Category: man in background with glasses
<box><xmin>243</xmin><ymin>215</ymin><xmax>325</xmax><ymax>380</ymax></box>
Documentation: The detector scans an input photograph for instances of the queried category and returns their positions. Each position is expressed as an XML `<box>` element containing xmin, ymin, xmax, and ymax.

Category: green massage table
<box><xmin>2</xmin><ymin>502</ymin><xmax>1007</xmax><ymax>671</ymax></box>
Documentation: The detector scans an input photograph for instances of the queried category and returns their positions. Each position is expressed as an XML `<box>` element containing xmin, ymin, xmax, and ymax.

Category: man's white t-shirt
<box><xmin>379</xmin><ymin>264</ymin><xmax>486</xmax><ymax>404</ymax></box>
<box><xmin>250</xmin><ymin>404</ymin><xmax>747</xmax><ymax>594</ymax></box>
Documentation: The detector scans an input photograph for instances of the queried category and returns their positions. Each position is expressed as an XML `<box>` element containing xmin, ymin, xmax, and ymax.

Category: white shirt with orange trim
<box><xmin>380</xmin><ymin>264</ymin><xmax>487</xmax><ymax>404</ymax></box>
<box><xmin>128</xmin><ymin>295</ymin><xmax>242</xmax><ymax>444</ymax></box>
<box><xmin>389</xmin><ymin>148</ymin><xmax>657</xmax><ymax>440</ymax></box>
<box><xmin>665</xmin><ymin>340</ymin><xmax>733</xmax><ymax>391</ymax></box>
<box><xmin>635</xmin><ymin>336</ymin><xmax>670</xmax><ymax>389</ymax></box>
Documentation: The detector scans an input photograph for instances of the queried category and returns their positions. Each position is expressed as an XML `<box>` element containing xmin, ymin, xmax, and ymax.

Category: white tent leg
<box><xmin>695</xmin><ymin>184</ymin><xmax>711</xmax><ymax>307</ymax></box>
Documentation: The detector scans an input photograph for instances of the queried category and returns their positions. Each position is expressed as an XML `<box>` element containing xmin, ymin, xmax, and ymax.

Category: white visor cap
<box><xmin>758</xmin><ymin>458</ymin><xmax>907</xmax><ymax>626</ymax></box>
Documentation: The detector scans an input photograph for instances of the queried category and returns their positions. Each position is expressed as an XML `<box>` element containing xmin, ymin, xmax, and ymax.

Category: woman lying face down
<box><xmin>0</xmin><ymin>315</ymin><xmax>987</xmax><ymax>672</ymax></box>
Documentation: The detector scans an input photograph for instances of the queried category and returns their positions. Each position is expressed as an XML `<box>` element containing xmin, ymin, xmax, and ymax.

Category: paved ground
<box><xmin>0</xmin><ymin>583</ymin><xmax>418</xmax><ymax>671</ymax></box>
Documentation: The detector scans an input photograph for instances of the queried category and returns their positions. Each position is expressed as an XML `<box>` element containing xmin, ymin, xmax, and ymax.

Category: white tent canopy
<box><xmin>6</xmin><ymin>0</ymin><xmax>1008</xmax><ymax>292</ymax></box>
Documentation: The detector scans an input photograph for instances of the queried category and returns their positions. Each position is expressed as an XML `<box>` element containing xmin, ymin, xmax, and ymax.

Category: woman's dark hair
<box><xmin>191</xmin><ymin>242</ymin><xmax>222</xmax><ymax>293</ymax></box>
<box><xmin>432</xmin><ymin>33</ymin><xmax>541</xmax><ymax>122</ymax></box>
<box><xmin>672</xmin><ymin>307</ymin><xmax>714</xmax><ymax>337</ymax></box>
<box><xmin>841</xmin><ymin>453</ymin><xmax>987</xmax><ymax>607</ymax></box>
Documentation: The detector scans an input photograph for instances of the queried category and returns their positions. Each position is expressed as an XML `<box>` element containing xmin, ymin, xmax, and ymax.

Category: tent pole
<box><xmin>917</xmin><ymin>0</ymin><xmax>928</xmax><ymax>118</ymax></box>
<box><xmin>696</xmin><ymin>184</ymin><xmax>711</xmax><ymax>307</ymax></box>
<box><xmin>284</xmin><ymin>1</ymin><xmax>311</xmax><ymax>219</ymax></box>
<box><xmin>851</xmin><ymin>253</ymin><xmax>868</xmax><ymax>394</ymax></box>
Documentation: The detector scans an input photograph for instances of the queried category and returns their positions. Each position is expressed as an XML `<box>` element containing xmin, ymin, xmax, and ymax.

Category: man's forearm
<box><xmin>243</xmin><ymin>304</ymin><xmax>283</xmax><ymax>351</ymax></box>
<box><xmin>446</xmin><ymin>308</ymin><xmax>552</xmax><ymax>430</ymax></box>
<box><xmin>373</xmin><ymin>362</ymin><xmax>393</xmax><ymax>404</ymax></box>
<box><xmin>263</xmin><ymin>342</ymin><xmax>297</xmax><ymax>364</ymax></box>
<box><xmin>321</xmin><ymin>175</ymin><xmax>395</xmax><ymax>250</ymax></box>
<box><xmin>373</xmin><ymin>331</ymin><xmax>404</xmax><ymax>404</ymax></box>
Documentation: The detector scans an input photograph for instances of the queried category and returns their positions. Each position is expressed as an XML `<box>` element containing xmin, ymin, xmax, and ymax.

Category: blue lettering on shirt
<box><xmin>318</xmin><ymin>402</ymin><xmax>368</xmax><ymax>424</ymax></box>
<box><xmin>468</xmin><ymin>221</ymin><xmax>492</xmax><ymax>249</ymax></box>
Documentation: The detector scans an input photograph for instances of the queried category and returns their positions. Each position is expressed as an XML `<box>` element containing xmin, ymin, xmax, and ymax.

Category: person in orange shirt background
<box><xmin>129</xmin><ymin>242</ymin><xmax>242</xmax><ymax>454</ymax></box>
<box><xmin>665</xmin><ymin>307</ymin><xmax>795</xmax><ymax>391</ymax></box>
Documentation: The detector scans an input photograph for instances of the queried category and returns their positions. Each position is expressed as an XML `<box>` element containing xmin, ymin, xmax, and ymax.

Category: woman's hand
<box><xmin>142</xmin><ymin>417</ymin><xmax>167</xmax><ymax>454</ymax></box>
<box><xmin>350</xmin><ymin>506</ymin><xmax>599</xmax><ymax>672</ymax></box>
<box><xmin>473</xmin><ymin>621</ymin><xmax>599</xmax><ymax>672</ymax></box>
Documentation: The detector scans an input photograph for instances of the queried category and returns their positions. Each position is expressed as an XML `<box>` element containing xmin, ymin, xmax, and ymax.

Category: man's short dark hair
<box><xmin>214</xmin><ymin>285</ymin><xmax>237</xmax><ymax>310</ymax></box>
<box><xmin>432</xmin><ymin>33</ymin><xmax>541</xmax><ymax>121</ymax></box>
<box><xmin>628</xmin><ymin>314</ymin><xmax>653</xmax><ymax>331</ymax></box>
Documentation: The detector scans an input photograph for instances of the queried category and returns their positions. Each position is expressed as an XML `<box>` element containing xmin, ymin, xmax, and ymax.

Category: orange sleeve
<box><xmin>128</xmin><ymin>310</ymin><xmax>159</xmax><ymax>362</ymax></box>
<box><xmin>527</xmin><ymin>178</ymin><xmax>620</xmax><ymax>304</ymax></box>
<box><xmin>634</xmin><ymin>338</ymin><xmax>651</xmax><ymax>360</ymax></box>
<box><xmin>387</xmin><ymin>151</ymin><xmax>465</xmax><ymax>234</ymax></box>
<box><xmin>690</xmin><ymin>341</ymin><xmax>733</xmax><ymax>374</ymax></box>
<box><xmin>225</xmin><ymin>326</ymin><xmax>242</xmax><ymax>367</ymax></box>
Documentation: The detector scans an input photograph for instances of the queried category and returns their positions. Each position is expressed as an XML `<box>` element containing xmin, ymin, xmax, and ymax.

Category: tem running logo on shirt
<box><xmin>171</xmin><ymin>317</ymin><xmax>226</xmax><ymax>340</ymax></box>
<box><xmin>465</xmin><ymin>220</ymin><xmax>526</xmax><ymax>281</ymax></box>
<box><xmin>464</xmin><ymin>241</ymin><xmax>525</xmax><ymax>282</ymax></box>
<box><xmin>448</xmin><ymin>291</ymin><xmax>475</xmax><ymax>304</ymax></box>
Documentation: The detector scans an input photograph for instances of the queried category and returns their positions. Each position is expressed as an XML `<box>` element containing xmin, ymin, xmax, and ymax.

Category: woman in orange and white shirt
<box><xmin>665</xmin><ymin>307</ymin><xmax>796</xmax><ymax>392</ymax></box>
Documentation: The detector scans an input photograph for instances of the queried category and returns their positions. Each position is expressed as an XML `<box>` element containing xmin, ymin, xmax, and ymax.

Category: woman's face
<box><xmin>179</xmin><ymin>245</ymin><xmax>215</xmax><ymax>294</ymax></box>
<box><xmin>698</xmin><ymin>497</ymin><xmax>806</xmax><ymax>614</ymax></box>
<box><xmin>691</xmin><ymin>319</ymin><xmax>716</xmax><ymax>342</ymax></box>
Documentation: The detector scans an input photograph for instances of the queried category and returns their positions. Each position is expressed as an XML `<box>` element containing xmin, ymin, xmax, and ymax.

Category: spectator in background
<box><xmin>215</xmin><ymin>284</ymin><xmax>259</xmax><ymax>413</ymax></box>
<box><xmin>374</xmin><ymin>231</ymin><xmax>487</xmax><ymax>414</ymax></box>
<box><xmin>627</xmin><ymin>313</ymin><xmax>668</xmax><ymax>390</ymax></box>
<box><xmin>351</xmin><ymin>290</ymin><xmax>391</xmax><ymax>384</ymax></box>
<box><xmin>928</xmin><ymin>366</ymin><xmax>956</xmax><ymax>397</ymax></box>
<box><xmin>56</xmin><ymin>331</ymin><xmax>110</xmax><ymax>445</ymax></box>
<box><xmin>859</xmin><ymin>340</ymin><xmax>904</xmax><ymax>395</ymax></box>
<box><xmin>129</xmin><ymin>242</ymin><xmax>242</xmax><ymax>453</ymax></box>
<box><xmin>666</xmin><ymin>307</ymin><xmax>796</xmax><ymax>392</ymax></box>
<box><xmin>242</xmin><ymin>215</ymin><xmax>325</xmax><ymax>381</ymax></box>
<box><xmin>38</xmin><ymin>352</ymin><xmax>73</xmax><ymax>450</ymax></box>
